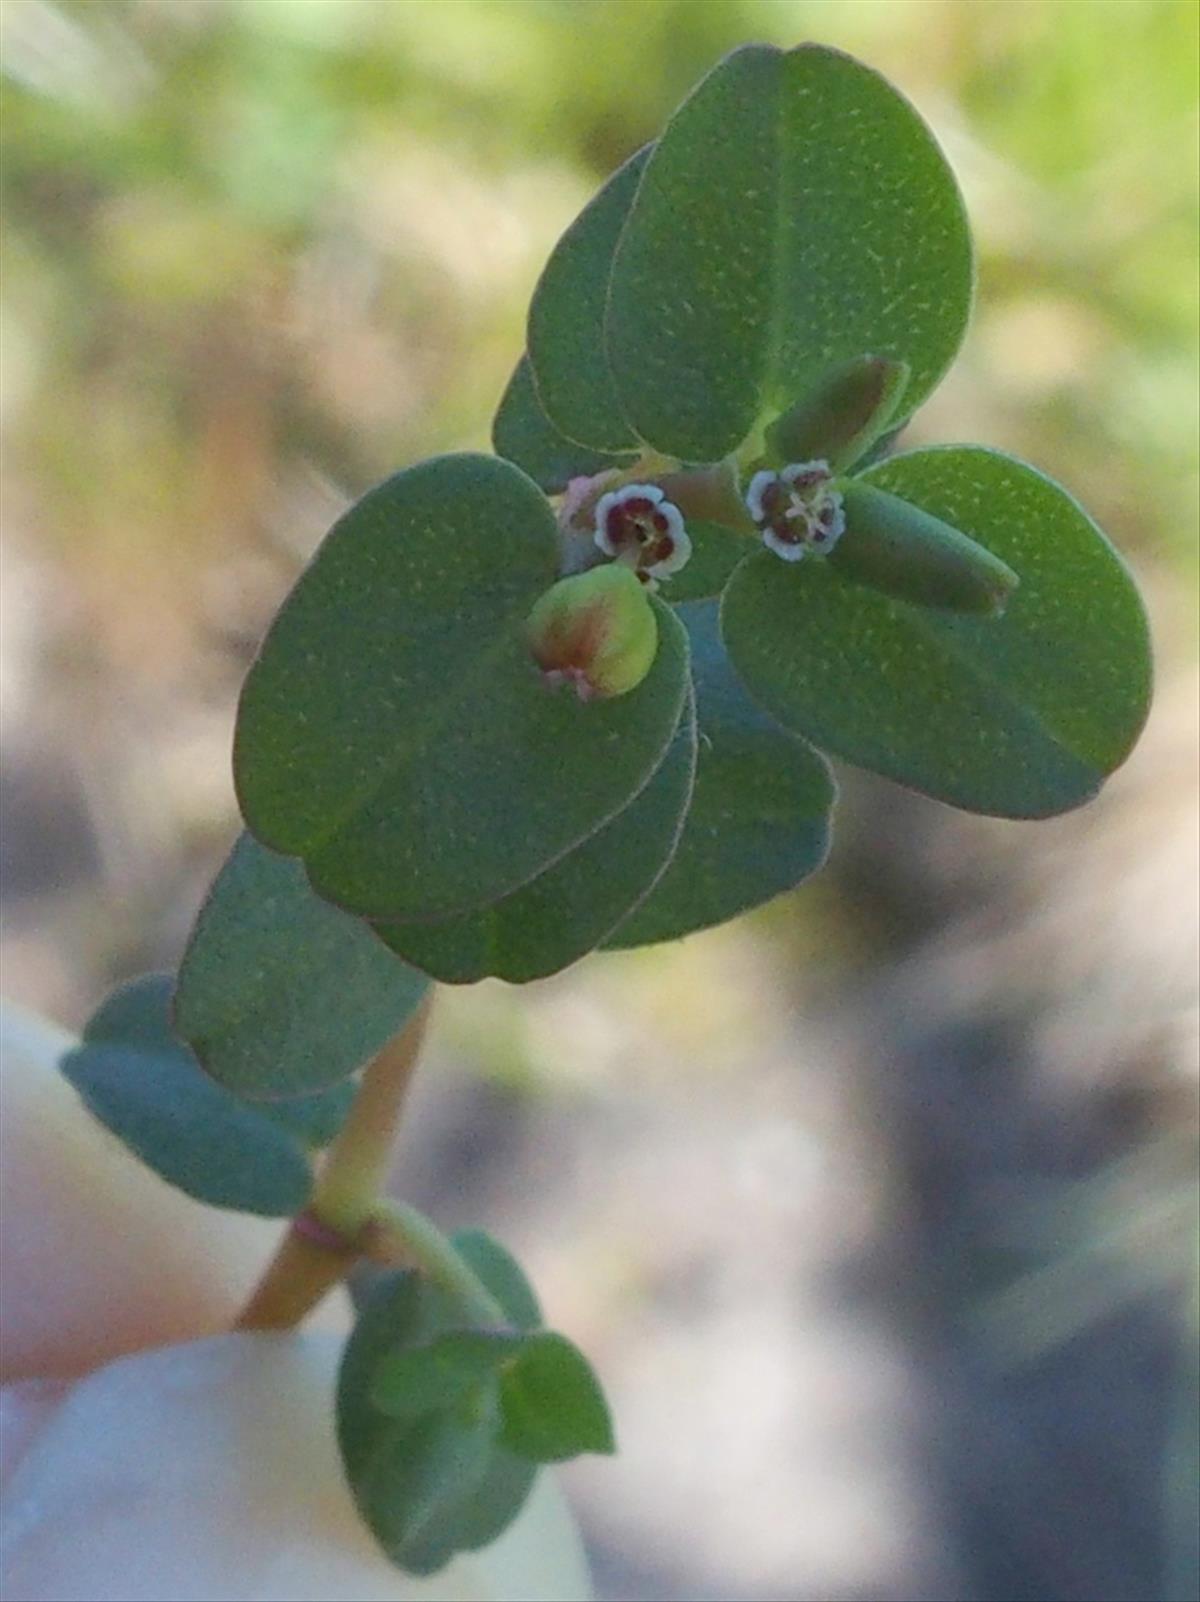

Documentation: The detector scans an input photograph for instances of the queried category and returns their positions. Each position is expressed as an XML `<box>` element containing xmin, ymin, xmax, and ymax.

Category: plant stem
<box><xmin>364</xmin><ymin>1199</ymin><xmax>507</xmax><ymax>1327</ymax></box>
<box><xmin>234</xmin><ymin>993</ymin><xmax>433</xmax><ymax>1332</ymax></box>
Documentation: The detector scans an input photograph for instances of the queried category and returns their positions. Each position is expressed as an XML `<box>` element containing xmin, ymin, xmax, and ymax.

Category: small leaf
<box><xmin>62</xmin><ymin>975</ymin><xmax>316</xmax><ymax>1216</ymax></box>
<box><xmin>607</xmin><ymin>44</ymin><xmax>972</xmax><ymax>461</ymax></box>
<box><xmin>831</xmin><ymin>479</ymin><xmax>1020</xmax><ymax>614</ymax></box>
<box><xmin>764</xmin><ymin>355</ymin><xmax>910</xmax><ymax>474</ymax></box>
<box><xmin>492</xmin><ymin>355</ymin><xmax>631</xmax><ymax>495</ymax></box>
<box><xmin>174</xmin><ymin>833</ymin><xmax>428</xmax><ymax>1099</ymax></box>
<box><xmin>451</xmin><ymin>1231</ymin><xmax>542</xmax><ymax>1333</ymax></box>
<box><xmin>375</xmin><ymin>696</ymin><xmax>696</xmax><ymax>983</ymax></box>
<box><xmin>721</xmin><ymin>446</ymin><xmax>1152</xmax><ymax>818</ymax></box>
<box><xmin>339</xmin><ymin>1270</ymin><xmax>537</xmax><ymax>1575</ymax></box>
<box><xmin>606</xmin><ymin>602</ymin><xmax>834</xmax><ymax>948</ymax></box>
<box><xmin>499</xmin><ymin>1332</ymin><xmax>615</xmax><ymax>1463</ymax></box>
<box><xmin>527</xmin><ymin>146</ymin><xmax>650</xmax><ymax>452</ymax></box>
<box><xmin>356</xmin><ymin>1395</ymin><xmax>502</xmax><ymax>1573</ymax></box>
<box><xmin>371</xmin><ymin>1331</ymin><xmax>523</xmax><ymax>1420</ymax></box>
<box><xmin>234</xmin><ymin>454</ymin><xmax>689</xmax><ymax>920</ymax></box>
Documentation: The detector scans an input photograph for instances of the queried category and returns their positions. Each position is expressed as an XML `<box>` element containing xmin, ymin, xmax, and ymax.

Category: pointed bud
<box><xmin>832</xmin><ymin>481</ymin><xmax>1020</xmax><ymax>615</ymax></box>
<box><xmin>527</xmin><ymin>565</ymin><xmax>658</xmax><ymax>701</ymax></box>
<box><xmin>765</xmin><ymin>355</ymin><xmax>910</xmax><ymax>475</ymax></box>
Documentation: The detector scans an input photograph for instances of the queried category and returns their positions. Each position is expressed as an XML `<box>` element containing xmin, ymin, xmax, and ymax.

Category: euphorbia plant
<box><xmin>52</xmin><ymin>41</ymin><xmax>1150</xmax><ymax>1580</ymax></box>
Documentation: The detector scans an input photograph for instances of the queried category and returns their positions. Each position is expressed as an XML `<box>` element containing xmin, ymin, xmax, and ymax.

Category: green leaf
<box><xmin>527</xmin><ymin>145</ymin><xmax>650</xmax><ymax>452</ymax></box>
<box><xmin>371</xmin><ymin>1331</ymin><xmax>524</xmax><ymax>1420</ymax></box>
<box><xmin>259</xmin><ymin>1077</ymin><xmax>357</xmax><ymax>1149</ymax></box>
<box><xmin>374</xmin><ymin>694</ymin><xmax>696</xmax><ymax>982</ymax></box>
<box><xmin>606</xmin><ymin>44</ymin><xmax>973</xmax><ymax>461</ymax></box>
<box><xmin>606</xmin><ymin>601</ymin><xmax>834</xmax><ymax>948</ymax></box>
<box><xmin>61</xmin><ymin>974</ymin><xmax>317</xmax><ymax>1216</ymax></box>
<box><xmin>665</xmin><ymin>520</ymin><xmax>753</xmax><ymax>602</ymax></box>
<box><xmin>339</xmin><ymin>1270</ymin><xmax>537</xmax><ymax>1575</ymax></box>
<box><xmin>234</xmin><ymin>454</ymin><xmax>690</xmax><ymax>920</ymax></box>
<box><xmin>499</xmin><ymin>1332</ymin><xmax>615</xmax><ymax>1463</ymax></box>
<box><xmin>721</xmin><ymin>446</ymin><xmax>1152</xmax><ymax>819</ymax></box>
<box><xmin>451</xmin><ymin>1231</ymin><xmax>542</xmax><ymax>1333</ymax></box>
<box><xmin>173</xmin><ymin>833</ymin><xmax>428</xmax><ymax>1099</ymax></box>
<box><xmin>492</xmin><ymin>355</ymin><xmax>632</xmax><ymax>494</ymax></box>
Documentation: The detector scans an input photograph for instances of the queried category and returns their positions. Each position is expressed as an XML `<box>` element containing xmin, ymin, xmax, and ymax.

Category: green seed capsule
<box><xmin>765</xmin><ymin>355</ymin><xmax>910</xmax><ymax>475</ymax></box>
<box><xmin>832</xmin><ymin>480</ymin><xmax>1020</xmax><ymax>615</ymax></box>
<box><xmin>526</xmin><ymin>564</ymin><xmax>658</xmax><ymax>700</ymax></box>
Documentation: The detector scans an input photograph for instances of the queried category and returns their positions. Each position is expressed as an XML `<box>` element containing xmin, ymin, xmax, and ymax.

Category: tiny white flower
<box><xmin>593</xmin><ymin>482</ymin><xmax>692</xmax><ymax>585</ymax></box>
<box><xmin>744</xmin><ymin>458</ymin><xmax>844</xmax><ymax>561</ymax></box>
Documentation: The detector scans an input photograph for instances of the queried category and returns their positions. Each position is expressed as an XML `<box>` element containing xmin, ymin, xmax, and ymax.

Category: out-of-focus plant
<box><xmin>36</xmin><ymin>36</ymin><xmax>1155</xmax><ymax>1581</ymax></box>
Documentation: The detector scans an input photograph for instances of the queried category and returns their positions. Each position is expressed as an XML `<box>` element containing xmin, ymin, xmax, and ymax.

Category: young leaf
<box><xmin>492</xmin><ymin>355</ymin><xmax>631</xmax><ymax>495</ymax></box>
<box><xmin>721</xmin><ymin>446</ymin><xmax>1152</xmax><ymax>818</ymax></box>
<box><xmin>173</xmin><ymin>833</ymin><xmax>428</xmax><ymax>1099</ymax></box>
<box><xmin>61</xmin><ymin>974</ymin><xmax>317</xmax><ymax>1216</ymax></box>
<box><xmin>606</xmin><ymin>601</ymin><xmax>834</xmax><ymax>948</ymax></box>
<box><xmin>374</xmin><ymin>693</ymin><xmax>697</xmax><ymax>983</ymax></box>
<box><xmin>607</xmin><ymin>44</ymin><xmax>973</xmax><ymax>461</ymax></box>
<box><xmin>235</xmin><ymin>454</ymin><xmax>689</xmax><ymax>920</ymax></box>
<box><xmin>371</xmin><ymin>1331</ymin><xmax>524</xmax><ymax>1421</ymax></box>
<box><xmin>338</xmin><ymin>1270</ymin><xmax>537</xmax><ymax>1575</ymax></box>
<box><xmin>499</xmin><ymin>1332</ymin><xmax>615</xmax><ymax>1463</ymax></box>
<box><xmin>527</xmin><ymin>145</ymin><xmax>651</xmax><ymax>453</ymax></box>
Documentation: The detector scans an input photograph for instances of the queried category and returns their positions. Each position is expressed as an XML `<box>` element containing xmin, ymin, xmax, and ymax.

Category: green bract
<box><xmin>376</xmin><ymin>696</ymin><xmax>697</xmax><ymax>983</ymax></box>
<box><xmin>234</xmin><ymin>454</ymin><xmax>690</xmax><ymax>921</ymax></box>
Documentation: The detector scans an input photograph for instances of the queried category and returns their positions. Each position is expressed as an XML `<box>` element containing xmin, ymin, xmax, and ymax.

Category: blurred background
<box><xmin>2</xmin><ymin>1</ymin><xmax>1197</xmax><ymax>1598</ymax></box>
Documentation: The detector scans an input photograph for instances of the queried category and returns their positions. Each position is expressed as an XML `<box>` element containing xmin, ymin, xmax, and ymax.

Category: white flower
<box><xmin>744</xmin><ymin>459</ymin><xmax>845</xmax><ymax>562</ymax></box>
<box><xmin>593</xmin><ymin>483</ymin><xmax>692</xmax><ymax>584</ymax></box>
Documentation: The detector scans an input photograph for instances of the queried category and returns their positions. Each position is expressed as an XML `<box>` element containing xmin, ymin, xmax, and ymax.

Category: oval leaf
<box><xmin>62</xmin><ymin>975</ymin><xmax>316</xmax><ymax>1216</ymax></box>
<box><xmin>527</xmin><ymin>146</ymin><xmax>650</xmax><ymax>452</ymax></box>
<box><xmin>499</xmin><ymin>1332</ymin><xmax>615</xmax><ymax>1463</ymax></box>
<box><xmin>339</xmin><ymin>1270</ymin><xmax>537</xmax><ymax>1575</ymax></box>
<box><xmin>374</xmin><ymin>694</ymin><xmax>697</xmax><ymax>983</ymax></box>
<box><xmin>371</xmin><ymin>1331</ymin><xmax>524</xmax><ymax>1421</ymax></box>
<box><xmin>721</xmin><ymin>447</ymin><xmax>1152</xmax><ymax>818</ymax></box>
<box><xmin>606</xmin><ymin>601</ymin><xmax>834</xmax><ymax>947</ymax></box>
<box><xmin>174</xmin><ymin>833</ymin><xmax>429</xmax><ymax>1099</ymax></box>
<box><xmin>234</xmin><ymin>454</ymin><xmax>689</xmax><ymax>919</ymax></box>
<box><xmin>607</xmin><ymin>44</ymin><xmax>972</xmax><ymax>461</ymax></box>
<box><xmin>492</xmin><ymin>355</ymin><xmax>631</xmax><ymax>495</ymax></box>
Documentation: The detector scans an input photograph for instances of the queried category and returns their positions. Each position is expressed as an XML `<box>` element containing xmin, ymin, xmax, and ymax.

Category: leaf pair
<box><xmin>498</xmin><ymin>42</ymin><xmax>1151</xmax><ymax>823</ymax></box>
<box><xmin>379</xmin><ymin>596</ymin><xmax>837</xmax><ymax>975</ymax></box>
<box><xmin>60</xmin><ymin>975</ymin><xmax>355</xmax><ymax>1215</ymax></box>
<box><xmin>521</xmin><ymin>44</ymin><xmax>972</xmax><ymax>465</ymax></box>
<box><xmin>338</xmin><ymin>1231</ymin><xmax>612</xmax><ymax>1575</ymax></box>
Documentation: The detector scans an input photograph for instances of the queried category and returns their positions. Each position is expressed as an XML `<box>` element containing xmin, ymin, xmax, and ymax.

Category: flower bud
<box><xmin>527</xmin><ymin>565</ymin><xmax>658</xmax><ymax>701</ymax></box>
<box><xmin>765</xmin><ymin>355</ymin><xmax>910</xmax><ymax>475</ymax></box>
<box><xmin>833</xmin><ymin>480</ymin><xmax>1020</xmax><ymax>615</ymax></box>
